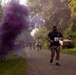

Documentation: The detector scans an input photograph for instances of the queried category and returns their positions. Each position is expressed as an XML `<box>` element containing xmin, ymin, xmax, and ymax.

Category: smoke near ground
<box><xmin>0</xmin><ymin>0</ymin><xmax>31</xmax><ymax>56</ymax></box>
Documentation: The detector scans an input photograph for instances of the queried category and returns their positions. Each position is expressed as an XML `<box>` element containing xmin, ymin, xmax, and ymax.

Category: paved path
<box><xmin>24</xmin><ymin>48</ymin><xmax>76</xmax><ymax>75</ymax></box>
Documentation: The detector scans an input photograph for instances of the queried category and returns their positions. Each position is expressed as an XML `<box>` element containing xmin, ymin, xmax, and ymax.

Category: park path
<box><xmin>24</xmin><ymin>48</ymin><xmax>76</xmax><ymax>75</ymax></box>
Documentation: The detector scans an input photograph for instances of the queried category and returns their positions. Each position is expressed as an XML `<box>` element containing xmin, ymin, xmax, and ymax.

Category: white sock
<box><xmin>56</xmin><ymin>60</ymin><xmax>59</xmax><ymax>63</ymax></box>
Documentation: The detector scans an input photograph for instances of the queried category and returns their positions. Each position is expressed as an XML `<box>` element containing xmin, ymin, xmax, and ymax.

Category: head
<box><xmin>52</xmin><ymin>26</ymin><xmax>57</xmax><ymax>31</ymax></box>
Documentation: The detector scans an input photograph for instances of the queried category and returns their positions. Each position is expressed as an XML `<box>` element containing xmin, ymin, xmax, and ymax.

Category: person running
<box><xmin>29</xmin><ymin>42</ymin><xmax>32</xmax><ymax>50</ymax></box>
<box><xmin>47</xmin><ymin>26</ymin><xmax>63</xmax><ymax>66</ymax></box>
<box><xmin>38</xmin><ymin>41</ymin><xmax>42</xmax><ymax>50</ymax></box>
<box><xmin>36</xmin><ymin>40</ymin><xmax>42</xmax><ymax>51</ymax></box>
<box><xmin>33</xmin><ymin>42</ymin><xmax>36</xmax><ymax>50</ymax></box>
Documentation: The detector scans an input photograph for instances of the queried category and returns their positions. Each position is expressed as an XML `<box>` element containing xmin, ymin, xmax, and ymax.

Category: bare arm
<box><xmin>60</xmin><ymin>33</ymin><xmax>64</xmax><ymax>41</ymax></box>
<box><xmin>47</xmin><ymin>36</ymin><xmax>54</xmax><ymax>43</ymax></box>
<box><xmin>60</xmin><ymin>37</ymin><xmax>64</xmax><ymax>41</ymax></box>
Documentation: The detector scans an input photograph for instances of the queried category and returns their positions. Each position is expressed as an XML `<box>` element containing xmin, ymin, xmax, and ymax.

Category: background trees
<box><xmin>0</xmin><ymin>0</ymin><xmax>3</xmax><ymax>21</ymax></box>
<box><xmin>27</xmin><ymin>0</ymin><xmax>76</xmax><ymax>48</ymax></box>
<box><xmin>0</xmin><ymin>0</ymin><xmax>76</xmax><ymax>47</ymax></box>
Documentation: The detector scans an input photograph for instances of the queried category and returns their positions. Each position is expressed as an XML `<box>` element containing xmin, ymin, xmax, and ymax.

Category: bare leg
<box><xmin>51</xmin><ymin>49</ymin><xmax>55</xmax><ymax>58</ymax></box>
<box><xmin>56</xmin><ymin>50</ymin><xmax>60</xmax><ymax>60</ymax></box>
<box><xmin>50</xmin><ymin>48</ymin><xmax>55</xmax><ymax>63</ymax></box>
<box><xmin>55</xmin><ymin>47</ymin><xmax>60</xmax><ymax>66</ymax></box>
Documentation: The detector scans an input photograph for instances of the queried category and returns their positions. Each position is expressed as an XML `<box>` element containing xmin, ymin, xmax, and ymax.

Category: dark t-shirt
<box><xmin>48</xmin><ymin>31</ymin><xmax>63</xmax><ymax>46</ymax></box>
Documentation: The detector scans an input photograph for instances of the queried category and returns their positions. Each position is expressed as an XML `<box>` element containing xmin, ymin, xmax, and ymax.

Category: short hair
<box><xmin>53</xmin><ymin>26</ymin><xmax>56</xmax><ymax>29</ymax></box>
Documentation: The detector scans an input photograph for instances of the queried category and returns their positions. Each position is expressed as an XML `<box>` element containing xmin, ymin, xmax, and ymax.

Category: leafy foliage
<box><xmin>34</xmin><ymin>26</ymin><xmax>49</xmax><ymax>49</ymax></box>
<box><xmin>69</xmin><ymin>0</ymin><xmax>76</xmax><ymax>17</ymax></box>
<box><xmin>27</xmin><ymin>0</ymin><xmax>76</xmax><ymax>48</ymax></box>
<box><xmin>0</xmin><ymin>1</ymin><xmax>3</xmax><ymax>21</ymax></box>
<box><xmin>27</xmin><ymin>0</ymin><xmax>71</xmax><ymax>31</ymax></box>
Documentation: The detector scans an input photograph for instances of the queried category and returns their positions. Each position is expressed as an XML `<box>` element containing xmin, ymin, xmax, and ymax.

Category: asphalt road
<box><xmin>24</xmin><ymin>48</ymin><xmax>76</xmax><ymax>75</ymax></box>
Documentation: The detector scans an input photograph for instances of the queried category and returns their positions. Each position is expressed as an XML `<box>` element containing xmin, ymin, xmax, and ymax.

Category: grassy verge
<box><xmin>61</xmin><ymin>48</ymin><xmax>76</xmax><ymax>55</ymax></box>
<box><xmin>0</xmin><ymin>53</ymin><xmax>27</xmax><ymax>75</ymax></box>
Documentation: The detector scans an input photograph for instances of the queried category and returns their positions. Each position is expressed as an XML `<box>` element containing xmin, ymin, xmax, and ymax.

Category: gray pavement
<box><xmin>24</xmin><ymin>48</ymin><xmax>76</xmax><ymax>75</ymax></box>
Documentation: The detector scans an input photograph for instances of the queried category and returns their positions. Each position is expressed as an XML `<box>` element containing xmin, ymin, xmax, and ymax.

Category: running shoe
<box><xmin>56</xmin><ymin>63</ymin><xmax>60</xmax><ymax>66</ymax></box>
<box><xmin>50</xmin><ymin>59</ymin><xmax>53</xmax><ymax>63</ymax></box>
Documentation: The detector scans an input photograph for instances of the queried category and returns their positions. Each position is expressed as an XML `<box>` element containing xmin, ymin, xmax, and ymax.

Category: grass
<box><xmin>0</xmin><ymin>53</ymin><xmax>27</xmax><ymax>75</ymax></box>
<box><xmin>61</xmin><ymin>48</ymin><xmax>76</xmax><ymax>55</ymax></box>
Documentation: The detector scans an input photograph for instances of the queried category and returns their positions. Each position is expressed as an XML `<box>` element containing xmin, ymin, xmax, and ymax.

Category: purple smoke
<box><xmin>31</xmin><ymin>15</ymin><xmax>43</xmax><ymax>28</ymax></box>
<box><xmin>0</xmin><ymin>0</ymin><xmax>29</xmax><ymax>55</ymax></box>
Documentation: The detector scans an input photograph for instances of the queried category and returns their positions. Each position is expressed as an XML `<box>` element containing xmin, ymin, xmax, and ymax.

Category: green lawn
<box><xmin>61</xmin><ymin>48</ymin><xmax>76</xmax><ymax>55</ymax></box>
<box><xmin>0</xmin><ymin>53</ymin><xmax>27</xmax><ymax>75</ymax></box>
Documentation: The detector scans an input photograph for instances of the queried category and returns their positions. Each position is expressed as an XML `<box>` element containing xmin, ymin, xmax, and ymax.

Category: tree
<box><xmin>27</xmin><ymin>0</ymin><xmax>71</xmax><ymax>32</ymax></box>
<box><xmin>34</xmin><ymin>26</ymin><xmax>49</xmax><ymax>49</ymax></box>
<box><xmin>0</xmin><ymin>0</ymin><xmax>3</xmax><ymax>21</ymax></box>
<box><xmin>69</xmin><ymin>0</ymin><xmax>76</xmax><ymax>17</ymax></box>
<box><xmin>27</xmin><ymin>0</ymin><xmax>76</xmax><ymax>47</ymax></box>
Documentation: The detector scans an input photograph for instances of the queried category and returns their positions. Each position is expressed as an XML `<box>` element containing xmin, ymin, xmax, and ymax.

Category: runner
<box><xmin>29</xmin><ymin>42</ymin><xmax>32</xmax><ymax>50</ymax></box>
<box><xmin>47</xmin><ymin>26</ymin><xmax>63</xmax><ymax>66</ymax></box>
<box><xmin>36</xmin><ymin>40</ymin><xmax>42</xmax><ymax>51</ymax></box>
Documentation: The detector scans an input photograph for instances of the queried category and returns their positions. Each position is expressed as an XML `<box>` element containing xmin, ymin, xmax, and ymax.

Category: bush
<box><xmin>72</xmin><ymin>39</ymin><xmax>76</xmax><ymax>47</ymax></box>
